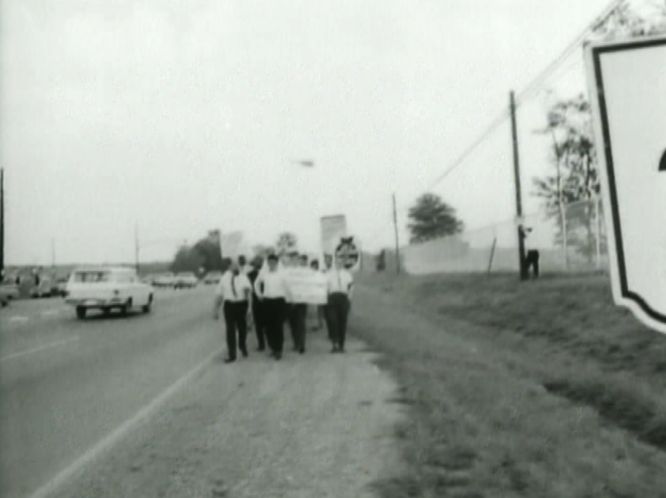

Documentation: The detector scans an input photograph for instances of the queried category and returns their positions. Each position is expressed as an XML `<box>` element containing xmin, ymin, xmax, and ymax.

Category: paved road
<box><xmin>0</xmin><ymin>288</ymin><xmax>221</xmax><ymax>498</ymax></box>
<box><xmin>0</xmin><ymin>287</ymin><xmax>402</xmax><ymax>498</ymax></box>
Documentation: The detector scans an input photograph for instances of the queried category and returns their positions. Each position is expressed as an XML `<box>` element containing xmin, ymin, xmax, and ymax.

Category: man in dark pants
<box><xmin>254</xmin><ymin>253</ymin><xmax>289</xmax><ymax>360</ymax></box>
<box><xmin>286</xmin><ymin>253</ymin><xmax>309</xmax><ymax>354</ymax></box>
<box><xmin>325</xmin><ymin>255</ymin><xmax>353</xmax><ymax>353</ymax></box>
<box><xmin>213</xmin><ymin>260</ymin><xmax>252</xmax><ymax>363</ymax></box>
<box><xmin>322</xmin><ymin>253</ymin><xmax>334</xmax><ymax>343</ymax></box>
<box><xmin>247</xmin><ymin>256</ymin><xmax>266</xmax><ymax>351</ymax></box>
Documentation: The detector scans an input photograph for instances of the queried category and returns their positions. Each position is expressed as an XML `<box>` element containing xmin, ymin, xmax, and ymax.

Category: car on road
<box><xmin>54</xmin><ymin>276</ymin><xmax>69</xmax><ymax>296</ymax></box>
<box><xmin>0</xmin><ymin>279</ymin><xmax>20</xmax><ymax>305</ymax></box>
<box><xmin>174</xmin><ymin>272</ymin><xmax>198</xmax><ymax>289</ymax></box>
<box><xmin>152</xmin><ymin>272</ymin><xmax>176</xmax><ymax>288</ymax></box>
<box><xmin>65</xmin><ymin>267</ymin><xmax>153</xmax><ymax>319</ymax></box>
<box><xmin>202</xmin><ymin>271</ymin><xmax>223</xmax><ymax>285</ymax></box>
<box><xmin>30</xmin><ymin>277</ymin><xmax>55</xmax><ymax>298</ymax></box>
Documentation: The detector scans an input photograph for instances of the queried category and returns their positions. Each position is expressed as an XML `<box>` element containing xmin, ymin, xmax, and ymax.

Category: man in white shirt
<box><xmin>213</xmin><ymin>259</ymin><xmax>252</xmax><ymax>363</ymax></box>
<box><xmin>254</xmin><ymin>253</ymin><xmax>289</xmax><ymax>360</ymax></box>
<box><xmin>326</xmin><ymin>255</ymin><xmax>354</xmax><ymax>353</ymax></box>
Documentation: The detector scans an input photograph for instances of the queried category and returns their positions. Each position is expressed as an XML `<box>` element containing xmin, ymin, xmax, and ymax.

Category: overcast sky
<box><xmin>1</xmin><ymin>0</ymin><xmax>614</xmax><ymax>265</ymax></box>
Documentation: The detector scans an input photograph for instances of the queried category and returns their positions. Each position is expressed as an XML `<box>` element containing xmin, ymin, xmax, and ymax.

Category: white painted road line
<box><xmin>40</xmin><ymin>310</ymin><xmax>61</xmax><ymax>317</ymax></box>
<box><xmin>29</xmin><ymin>348</ymin><xmax>222</xmax><ymax>498</ymax></box>
<box><xmin>0</xmin><ymin>337</ymin><xmax>80</xmax><ymax>363</ymax></box>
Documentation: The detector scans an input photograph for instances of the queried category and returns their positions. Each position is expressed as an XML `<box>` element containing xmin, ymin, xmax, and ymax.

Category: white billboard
<box><xmin>585</xmin><ymin>35</ymin><xmax>666</xmax><ymax>333</ymax></box>
<box><xmin>320</xmin><ymin>215</ymin><xmax>347</xmax><ymax>255</ymax></box>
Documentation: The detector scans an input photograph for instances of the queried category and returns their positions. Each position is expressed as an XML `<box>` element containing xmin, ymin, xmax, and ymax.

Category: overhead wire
<box><xmin>366</xmin><ymin>0</ymin><xmax>625</xmax><ymax>248</ymax></box>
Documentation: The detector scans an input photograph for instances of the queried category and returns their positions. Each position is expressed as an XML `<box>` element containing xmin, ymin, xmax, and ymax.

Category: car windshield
<box><xmin>72</xmin><ymin>271</ymin><xmax>110</xmax><ymax>283</ymax></box>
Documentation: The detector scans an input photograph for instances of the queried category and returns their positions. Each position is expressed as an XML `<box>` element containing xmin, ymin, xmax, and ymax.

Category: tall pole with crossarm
<box><xmin>510</xmin><ymin>91</ymin><xmax>528</xmax><ymax>280</ymax></box>
<box><xmin>0</xmin><ymin>168</ymin><xmax>4</xmax><ymax>278</ymax></box>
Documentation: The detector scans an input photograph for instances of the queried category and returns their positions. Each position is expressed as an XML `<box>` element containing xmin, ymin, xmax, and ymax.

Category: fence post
<box><xmin>560</xmin><ymin>201</ymin><xmax>568</xmax><ymax>271</ymax></box>
<box><xmin>594</xmin><ymin>195</ymin><xmax>602</xmax><ymax>270</ymax></box>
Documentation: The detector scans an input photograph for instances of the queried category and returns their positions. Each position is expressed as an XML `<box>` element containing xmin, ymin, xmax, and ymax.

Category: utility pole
<box><xmin>134</xmin><ymin>223</ymin><xmax>140</xmax><ymax>274</ymax></box>
<box><xmin>0</xmin><ymin>168</ymin><xmax>4</xmax><ymax>278</ymax></box>
<box><xmin>510</xmin><ymin>91</ymin><xmax>528</xmax><ymax>280</ymax></box>
<box><xmin>392</xmin><ymin>193</ymin><xmax>400</xmax><ymax>275</ymax></box>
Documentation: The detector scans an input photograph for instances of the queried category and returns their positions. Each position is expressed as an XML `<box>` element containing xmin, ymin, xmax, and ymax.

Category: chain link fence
<box><xmin>402</xmin><ymin>197</ymin><xmax>608</xmax><ymax>275</ymax></box>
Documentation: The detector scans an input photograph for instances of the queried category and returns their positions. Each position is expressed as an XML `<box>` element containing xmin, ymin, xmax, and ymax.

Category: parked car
<box><xmin>64</xmin><ymin>267</ymin><xmax>153</xmax><ymax>319</ymax></box>
<box><xmin>55</xmin><ymin>276</ymin><xmax>69</xmax><ymax>297</ymax></box>
<box><xmin>152</xmin><ymin>272</ymin><xmax>176</xmax><ymax>288</ymax></box>
<box><xmin>0</xmin><ymin>280</ymin><xmax>19</xmax><ymax>306</ymax></box>
<box><xmin>30</xmin><ymin>277</ymin><xmax>54</xmax><ymax>298</ymax></box>
<box><xmin>202</xmin><ymin>271</ymin><xmax>223</xmax><ymax>285</ymax></box>
<box><xmin>0</xmin><ymin>279</ymin><xmax>20</xmax><ymax>300</ymax></box>
<box><xmin>174</xmin><ymin>272</ymin><xmax>198</xmax><ymax>289</ymax></box>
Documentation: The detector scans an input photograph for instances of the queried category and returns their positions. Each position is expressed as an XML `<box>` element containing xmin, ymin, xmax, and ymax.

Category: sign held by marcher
<box><xmin>585</xmin><ymin>35</ymin><xmax>666</xmax><ymax>333</ymax></box>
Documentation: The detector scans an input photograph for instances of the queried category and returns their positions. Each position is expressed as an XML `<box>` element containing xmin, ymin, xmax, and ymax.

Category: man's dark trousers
<box><xmin>223</xmin><ymin>301</ymin><xmax>248</xmax><ymax>360</ymax></box>
<box><xmin>263</xmin><ymin>297</ymin><xmax>285</xmax><ymax>355</ymax></box>
<box><xmin>327</xmin><ymin>293</ymin><xmax>350</xmax><ymax>349</ymax></box>
<box><xmin>288</xmin><ymin>303</ymin><xmax>307</xmax><ymax>352</ymax></box>
<box><xmin>251</xmin><ymin>298</ymin><xmax>266</xmax><ymax>350</ymax></box>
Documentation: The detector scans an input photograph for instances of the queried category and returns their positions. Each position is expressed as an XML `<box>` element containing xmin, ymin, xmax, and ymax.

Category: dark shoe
<box><xmin>224</xmin><ymin>357</ymin><xmax>236</xmax><ymax>363</ymax></box>
<box><xmin>275</xmin><ymin>352</ymin><xmax>282</xmax><ymax>360</ymax></box>
<box><xmin>241</xmin><ymin>349</ymin><xmax>248</xmax><ymax>358</ymax></box>
<box><xmin>299</xmin><ymin>348</ymin><xmax>305</xmax><ymax>354</ymax></box>
<box><xmin>257</xmin><ymin>346</ymin><xmax>265</xmax><ymax>352</ymax></box>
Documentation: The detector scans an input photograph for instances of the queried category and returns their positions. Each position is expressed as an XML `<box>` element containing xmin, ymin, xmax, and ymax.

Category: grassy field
<box><xmin>350</xmin><ymin>272</ymin><xmax>666</xmax><ymax>498</ymax></box>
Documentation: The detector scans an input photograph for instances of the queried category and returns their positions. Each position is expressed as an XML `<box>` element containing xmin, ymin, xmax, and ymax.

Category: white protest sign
<box><xmin>285</xmin><ymin>267</ymin><xmax>327</xmax><ymax>305</ymax></box>
<box><xmin>321</xmin><ymin>215</ymin><xmax>347</xmax><ymax>254</ymax></box>
<box><xmin>585</xmin><ymin>35</ymin><xmax>666</xmax><ymax>333</ymax></box>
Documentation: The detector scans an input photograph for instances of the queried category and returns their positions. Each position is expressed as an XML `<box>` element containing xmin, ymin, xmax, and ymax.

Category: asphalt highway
<box><xmin>0</xmin><ymin>287</ymin><xmax>221</xmax><ymax>498</ymax></box>
<box><xmin>0</xmin><ymin>286</ymin><xmax>402</xmax><ymax>498</ymax></box>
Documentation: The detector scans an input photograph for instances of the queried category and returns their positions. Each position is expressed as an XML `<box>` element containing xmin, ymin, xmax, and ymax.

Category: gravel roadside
<box><xmin>49</xmin><ymin>332</ymin><xmax>404</xmax><ymax>498</ymax></box>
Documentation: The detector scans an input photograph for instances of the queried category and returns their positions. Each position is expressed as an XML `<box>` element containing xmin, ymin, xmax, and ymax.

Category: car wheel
<box><xmin>102</xmin><ymin>307</ymin><xmax>111</xmax><ymax>317</ymax></box>
<box><xmin>142</xmin><ymin>294</ymin><xmax>153</xmax><ymax>313</ymax></box>
<box><xmin>76</xmin><ymin>306</ymin><xmax>86</xmax><ymax>320</ymax></box>
<box><xmin>121</xmin><ymin>298</ymin><xmax>132</xmax><ymax>316</ymax></box>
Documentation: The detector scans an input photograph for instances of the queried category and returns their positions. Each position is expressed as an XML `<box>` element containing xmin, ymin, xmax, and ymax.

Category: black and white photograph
<box><xmin>1</xmin><ymin>1</ymin><xmax>666</xmax><ymax>497</ymax></box>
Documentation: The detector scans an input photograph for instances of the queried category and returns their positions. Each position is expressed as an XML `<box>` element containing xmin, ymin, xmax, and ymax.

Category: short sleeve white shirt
<box><xmin>216</xmin><ymin>271</ymin><xmax>252</xmax><ymax>302</ymax></box>
<box><xmin>255</xmin><ymin>269</ymin><xmax>288</xmax><ymax>299</ymax></box>
<box><xmin>326</xmin><ymin>268</ymin><xmax>353</xmax><ymax>295</ymax></box>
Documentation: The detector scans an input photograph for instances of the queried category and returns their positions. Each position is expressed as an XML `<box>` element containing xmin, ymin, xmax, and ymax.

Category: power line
<box><xmin>425</xmin><ymin>0</ymin><xmax>622</xmax><ymax>192</ymax></box>
<box><xmin>366</xmin><ymin>0</ymin><xmax>624</xmax><ymax>248</ymax></box>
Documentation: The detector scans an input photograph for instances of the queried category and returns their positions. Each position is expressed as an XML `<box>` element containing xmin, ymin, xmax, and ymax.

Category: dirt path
<box><xmin>50</xmin><ymin>332</ymin><xmax>404</xmax><ymax>498</ymax></box>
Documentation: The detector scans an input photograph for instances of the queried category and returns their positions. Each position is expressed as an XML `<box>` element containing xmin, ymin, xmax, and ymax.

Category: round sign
<box><xmin>334</xmin><ymin>236</ymin><xmax>359</xmax><ymax>270</ymax></box>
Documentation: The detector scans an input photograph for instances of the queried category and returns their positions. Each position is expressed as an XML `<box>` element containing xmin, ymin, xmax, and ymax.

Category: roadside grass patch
<box><xmin>354</xmin><ymin>272</ymin><xmax>666</xmax><ymax>498</ymax></box>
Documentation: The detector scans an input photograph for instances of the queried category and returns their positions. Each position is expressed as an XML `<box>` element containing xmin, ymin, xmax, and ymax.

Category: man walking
<box><xmin>322</xmin><ymin>253</ymin><xmax>334</xmax><ymax>343</ymax></box>
<box><xmin>286</xmin><ymin>253</ymin><xmax>309</xmax><ymax>354</ymax></box>
<box><xmin>254</xmin><ymin>253</ymin><xmax>289</xmax><ymax>360</ymax></box>
<box><xmin>213</xmin><ymin>259</ymin><xmax>252</xmax><ymax>363</ymax></box>
<box><xmin>247</xmin><ymin>256</ymin><xmax>266</xmax><ymax>351</ymax></box>
<box><xmin>326</xmin><ymin>255</ymin><xmax>353</xmax><ymax>353</ymax></box>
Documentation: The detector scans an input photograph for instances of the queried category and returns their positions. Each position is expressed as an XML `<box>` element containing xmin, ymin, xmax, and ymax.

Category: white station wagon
<box><xmin>65</xmin><ymin>267</ymin><xmax>154</xmax><ymax>319</ymax></box>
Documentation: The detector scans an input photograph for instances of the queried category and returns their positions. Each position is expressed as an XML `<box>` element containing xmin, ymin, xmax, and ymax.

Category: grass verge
<box><xmin>351</xmin><ymin>272</ymin><xmax>666</xmax><ymax>498</ymax></box>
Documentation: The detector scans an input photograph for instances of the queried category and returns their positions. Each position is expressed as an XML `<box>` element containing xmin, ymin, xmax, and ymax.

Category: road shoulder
<box><xmin>50</xmin><ymin>334</ymin><xmax>404</xmax><ymax>498</ymax></box>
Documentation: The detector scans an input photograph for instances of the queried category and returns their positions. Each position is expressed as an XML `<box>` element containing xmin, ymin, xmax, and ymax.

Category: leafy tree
<box><xmin>407</xmin><ymin>193</ymin><xmax>463</xmax><ymax>244</ymax></box>
<box><xmin>192</xmin><ymin>237</ymin><xmax>224</xmax><ymax>272</ymax></box>
<box><xmin>275</xmin><ymin>232</ymin><xmax>298</xmax><ymax>255</ymax></box>
<box><xmin>533</xmin><ymin>94</ymin><xmax>602</xmax><ymax>261</ymax></box>
<box><xmin>171</xmin><ymin>245</ymin><xmax>204</xmax><ymax>273</ymax></box>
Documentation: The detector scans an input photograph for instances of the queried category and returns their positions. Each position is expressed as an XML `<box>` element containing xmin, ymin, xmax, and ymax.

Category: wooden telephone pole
<box><xmin>392</xmin><ymin>193</ymin><xmax>400</xmax><ymax>275</ymax></box>
<box><xmin>0</xmin><ymin>169</ymin><xmax>4</xmax><ymax>278</ymax></box>
<box><xmin>509</xmin><ymin>91</ymin><xmax>528</xmax><ymax>280</ymax></box>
